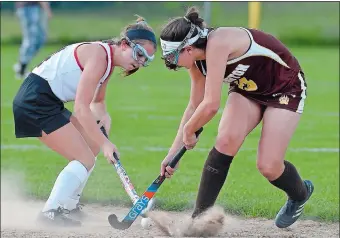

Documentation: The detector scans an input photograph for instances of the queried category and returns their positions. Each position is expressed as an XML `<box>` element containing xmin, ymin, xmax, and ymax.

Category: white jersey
<box><xmin>32</xmin><ymin>42</ymin><xmax>114</xmax><ymax>102</ymax></box>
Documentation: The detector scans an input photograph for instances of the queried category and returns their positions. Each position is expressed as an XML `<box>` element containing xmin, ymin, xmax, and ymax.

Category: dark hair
<box><xmin>160</xmin><ymin>6</ymin><xmax>208</xmax><ymax>51</ymax></box>
<box><xmin>103</xmin><ymin>15</ymin><xmax>156</xmax><ymax>76</ymax></box>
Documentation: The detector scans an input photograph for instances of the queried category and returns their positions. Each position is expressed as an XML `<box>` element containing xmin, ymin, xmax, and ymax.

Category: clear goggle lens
<box><xmin>161</xmin><ymin>50</ymin><xmax>180</xmax><ymax>70</ymax></box>
<box><xmin>131</xmin><ymin>43</ymin><xmax>154</xmax><ymax>67</ymax></box>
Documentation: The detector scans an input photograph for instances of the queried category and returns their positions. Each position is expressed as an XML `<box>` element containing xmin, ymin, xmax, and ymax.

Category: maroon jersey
<box><xmin>195</xmin><ymin>27</ymin><xmax>307</xmax><ymax>113</ymax></box>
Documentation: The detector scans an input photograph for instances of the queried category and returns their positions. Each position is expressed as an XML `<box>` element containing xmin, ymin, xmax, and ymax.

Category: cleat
<box><xmin>37</xmin><ymin>207</ymin><xmax>81</xmax><ymax>227</ymax></box>
<box><xmin>69</xmin><ymin>203</ymin><xmax>87</xmax><ymax>221</ymax></box>
<box><xmin>275</xmin><ymin>180</ymin><xmax>314</xmax><ymax>228</ymax></box>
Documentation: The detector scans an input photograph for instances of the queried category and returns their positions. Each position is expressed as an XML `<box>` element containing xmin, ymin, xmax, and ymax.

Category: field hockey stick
<box><xmin>108</xmin><ymin>127</ymin><xmax>204</xmax><ymax>230</ymax></box>
<box><xmin>98</xmin><ymin>122</ymin><xmax>151</xmax><ymax>218</ymax></box>
<box><xmin>111</xmin><ymin>152</ymin><xmax>154</xmax><ymax>217</ymax></box>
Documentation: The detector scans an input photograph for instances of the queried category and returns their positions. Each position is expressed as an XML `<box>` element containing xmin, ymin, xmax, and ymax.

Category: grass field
<box><xmin>1</xmin><ymin>2</ymin><xmax>339</xmax><ymax>45</ymax></box>
<box><xmin>1</xmin><ymin>44</ymin><xmax>339</xmax><ymax>223</ymax></box>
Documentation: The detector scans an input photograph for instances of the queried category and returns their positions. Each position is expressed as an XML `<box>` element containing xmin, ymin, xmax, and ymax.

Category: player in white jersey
<box><xmin>12</xmin><ymin>16</ymin><xmax>157</xmax><ymax>227</ymax></box>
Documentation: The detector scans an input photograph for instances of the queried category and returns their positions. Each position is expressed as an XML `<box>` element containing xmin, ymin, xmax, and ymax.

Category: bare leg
<box><xmin>64</xmin><ymin>116</ymin><xmax>102</xmax><ymax>210</ymax></box>
<box><xmin>37</xmin><ymin>121</ymin><xmax>96</xmax><ymax>226</ymax></box>
<box><xmin>193</xmin><ymin>93</ymin><xmax>263</xmax><ymax>217</ymax></box>
<box><xmin>257</xmin><ymin>107</ymin><xmax>301</xmax><ymax>180</ymax></box>
<box><xmin>257</xmin><ymin>107</ymin><xmax>314</xmax><ymax>228</ymax></box>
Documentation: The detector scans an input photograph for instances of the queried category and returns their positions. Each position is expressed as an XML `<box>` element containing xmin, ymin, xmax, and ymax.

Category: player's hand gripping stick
<box><xmin>107</xmin><ymin>127</ymin><xmax>204</xmax><ymax>230</ymax></box>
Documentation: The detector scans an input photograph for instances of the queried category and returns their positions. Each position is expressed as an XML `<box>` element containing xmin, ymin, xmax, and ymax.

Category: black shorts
<box><xmin>13</xmin><ymin>73</ymin><xmax>72</xmax><ymax>138</ymax></box>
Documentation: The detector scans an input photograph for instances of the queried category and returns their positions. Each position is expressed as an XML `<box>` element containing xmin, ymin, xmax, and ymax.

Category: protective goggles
<box><xmin>160</xmin><ymin>24</ymin><xmax>199</xmax><ymax>70</ymax></box>
<box><xmin>126</xmin><ymin>29</ymin><xmax>156</xmax><ymax>67</ymax></box>
<box><xmin>127</xmin><ymin>38</ymin><xmax>155</xmax><ymax>67</ymax></box>
<box><xmin>161</xmin><ymin>50</ymin><xmax>181</xmax><ymax>70</ymax></box>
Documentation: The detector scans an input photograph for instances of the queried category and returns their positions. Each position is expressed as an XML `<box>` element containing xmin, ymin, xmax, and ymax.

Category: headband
<box><xmin>126</xmin><ymin>29</ymin><xmax>157</xmax><ymax>45</ymax></box>
<box><xmin>160</xmin><ymin>23</ymin><xmax>208</xmax><ymax>56</ymax></box>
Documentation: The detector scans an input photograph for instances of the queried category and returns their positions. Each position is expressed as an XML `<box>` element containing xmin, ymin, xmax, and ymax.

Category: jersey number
<box><xmin>234</xmin><ymin>77</ymin><xmax>258</xmax><ymax>91</ymax></box>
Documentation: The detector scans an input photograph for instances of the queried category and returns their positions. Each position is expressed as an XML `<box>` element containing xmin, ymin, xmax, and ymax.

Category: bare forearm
<box><xmin>74</xmin><ymin>105</ymin><xmax>108</xmax><ymax>146</ymax></box>
<box><xmin>90</xmin><ymin>101</ymin><xmax>107</xmax><ymax>120</ymax></box>
<box><xmin>168</xmin><ymin>104</ymin><xmax>196</xmax><ymax>155</ymax></box>
<box><xmin>184</xmin><ymin>101</ymin><xmax>218</xmax><ymax>135</ymax></box>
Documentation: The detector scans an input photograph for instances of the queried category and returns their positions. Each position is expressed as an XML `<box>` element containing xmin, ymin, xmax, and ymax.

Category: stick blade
<box><xmin>108</xmin><ymin>214</ymin><xmax>132</xmax><ymax>230</ymax></box>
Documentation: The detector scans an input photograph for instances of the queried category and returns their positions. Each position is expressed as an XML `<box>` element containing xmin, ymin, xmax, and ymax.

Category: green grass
<box><xmin>1</xmin><ymin>45</ymin><xmax>339</xmax><ymax>222</ymax></box>
<box><xmin>1</xmin><ymin>2</ymin><xmax>339</xmax><ymax>45</ymax></box>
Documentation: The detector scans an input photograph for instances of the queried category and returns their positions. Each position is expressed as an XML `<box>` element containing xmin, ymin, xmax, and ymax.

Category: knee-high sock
<box><xmin>270</xmin><ymin>160</ymin><xmax>307</xmax><ymax>201</ymax></box>
<box><xmin>192</xmin><ymin>147</ymin><xmax>233</xmax><ymax>218</ymax></box>
<box><xmin>42</xmin><ymin>160</ymin><xmax>88</xmax><ymax>212</ymax></box>
<box><xmin>63</xmin><ymin>158</ymin><xmax>97</xmax><ymax>210</ymax></box>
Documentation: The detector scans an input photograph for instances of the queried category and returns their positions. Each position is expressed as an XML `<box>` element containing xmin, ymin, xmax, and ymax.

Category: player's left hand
<box><xmin>98</xmin><ymin>113</ymin><xmax>111</xmax><ymax>136</ymax></box>
<box><xmin>183</xmin><ymin>126</ymin><xmax>199</xmax><ymax>150</ymax></box>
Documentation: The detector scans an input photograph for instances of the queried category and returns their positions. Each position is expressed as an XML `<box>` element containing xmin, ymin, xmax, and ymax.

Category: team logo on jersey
<box><xmin>279</xmin><ymin>95</ymin><xmax>289</xmax><ymax>105</ymax></box>
<box><xmin>235</xmin><ymin>77</ymin><xmax>258</xmax><ymax>91</ymax></box>
<box><xmin>224</xmin><ymin>64</ymin><xmax>250</xmax><ymax>83</ymax></box>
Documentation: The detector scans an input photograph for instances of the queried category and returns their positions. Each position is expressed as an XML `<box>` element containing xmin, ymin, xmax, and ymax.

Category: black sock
<box><xmin>192</xmin><ymin>147</ymin><xmax>233</xmax><ymax>218</ymax></box>
<box><xmin>19</xmin><ymin>63</ymin><xmax>27</xmax><ymax>75</ymax></box>
<box><xmin>270</xmin><ymin>160</ymin><xmax>307</xmax><ymax>201</ymax></box>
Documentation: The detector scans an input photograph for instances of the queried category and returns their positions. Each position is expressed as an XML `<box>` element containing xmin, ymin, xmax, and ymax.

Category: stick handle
<box><xmin>98</xmin><ymin>122</ymin><xmax>120</xmax><ymax>162</ymax></box>
<box><xmin>113</xmin><ymin>152</ymin><xmax>119</xmax><ymax>161</ymax></box>
<box><xmin>168</xmin><ymin>127</ymin><xmax>203</xmax><ymax>168</ymax></box>
<box><xmin>98</xmin><ymin>120</ymin><xmax>109</xmax><ymax>138</ymax></box>
<box><xmin>97</xmin><ymin>121</ymin><xmax>140</xmax><ymax>204</ymax></box>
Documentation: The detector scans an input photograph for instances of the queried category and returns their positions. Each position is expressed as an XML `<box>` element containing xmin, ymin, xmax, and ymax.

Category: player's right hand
<box><xmin>101</xmin><ymin>140</ymin><xmax>119</xmax><ymax>164</ymax></box>
<box><xmin>160</xmin><ymin>154</ymin><xmax>179</xmax><ymax>178</ymax></box>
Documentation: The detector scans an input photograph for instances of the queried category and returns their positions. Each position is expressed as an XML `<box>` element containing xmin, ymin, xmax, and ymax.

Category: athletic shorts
<box><xmin>12</xmin><ymin>73</ymin><xmax>72</xmax><ymax>138</ymax></box>
<box><xmin>229</xmin><ymin>71</ymin><xmax>307</xmax><ymax>113</ymax></box>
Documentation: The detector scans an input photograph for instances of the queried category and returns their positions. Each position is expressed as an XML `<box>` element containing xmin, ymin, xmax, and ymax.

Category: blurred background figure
<box><xmin>13</xmin><ymin>1</ymin><xmax>52</xmax><ymax>79</ymax></box>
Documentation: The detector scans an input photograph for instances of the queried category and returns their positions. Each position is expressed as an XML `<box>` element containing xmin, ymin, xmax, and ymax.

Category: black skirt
<box><xmin>12</xmin><ymin>73</ymin><xmax>72</xmax><ymax>138</ymax></box>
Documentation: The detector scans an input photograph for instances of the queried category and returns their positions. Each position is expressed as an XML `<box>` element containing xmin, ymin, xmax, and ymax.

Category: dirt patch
<box><xmin>147</xmin><ymin>206</ymin><xmax>226</xmax><ymax>237</ymax></box>
<box><xmin>2</xmin><ymin>200</ymin><xmax>339</xmax><ymax>238</ymax></box>
<box><xmin>1</xmin><ymin>174</ymin><xmax>339</xmax><ymax>238</ymax></box>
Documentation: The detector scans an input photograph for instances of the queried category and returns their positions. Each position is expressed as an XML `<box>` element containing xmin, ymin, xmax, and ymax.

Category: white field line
<box><xmin>1</xmin><ymin>144</ymin><xmax>338</xmax><ymax>153</ymax></box>
<box><xmin>2</xmin><ymin>102</ymin><xmax>338</xmax><ymax>117</ymax></box>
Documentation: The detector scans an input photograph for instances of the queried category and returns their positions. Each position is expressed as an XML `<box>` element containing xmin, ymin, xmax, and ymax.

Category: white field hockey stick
<box><xmin>98</xmin><ymin>122</ymin><xmax>154</xmax><ymax>217</ymax></box>
<box><xmin>111</xmin><ymin>152</ymin><xmax>154</xmax><ymax>217</ymax></box>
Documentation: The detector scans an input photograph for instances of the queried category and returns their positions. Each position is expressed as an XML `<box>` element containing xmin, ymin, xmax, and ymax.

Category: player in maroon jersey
<box><xmin>159</xmin><ymin>6</ymin><xmax>313</xmax><ymax>229</ymax></box>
